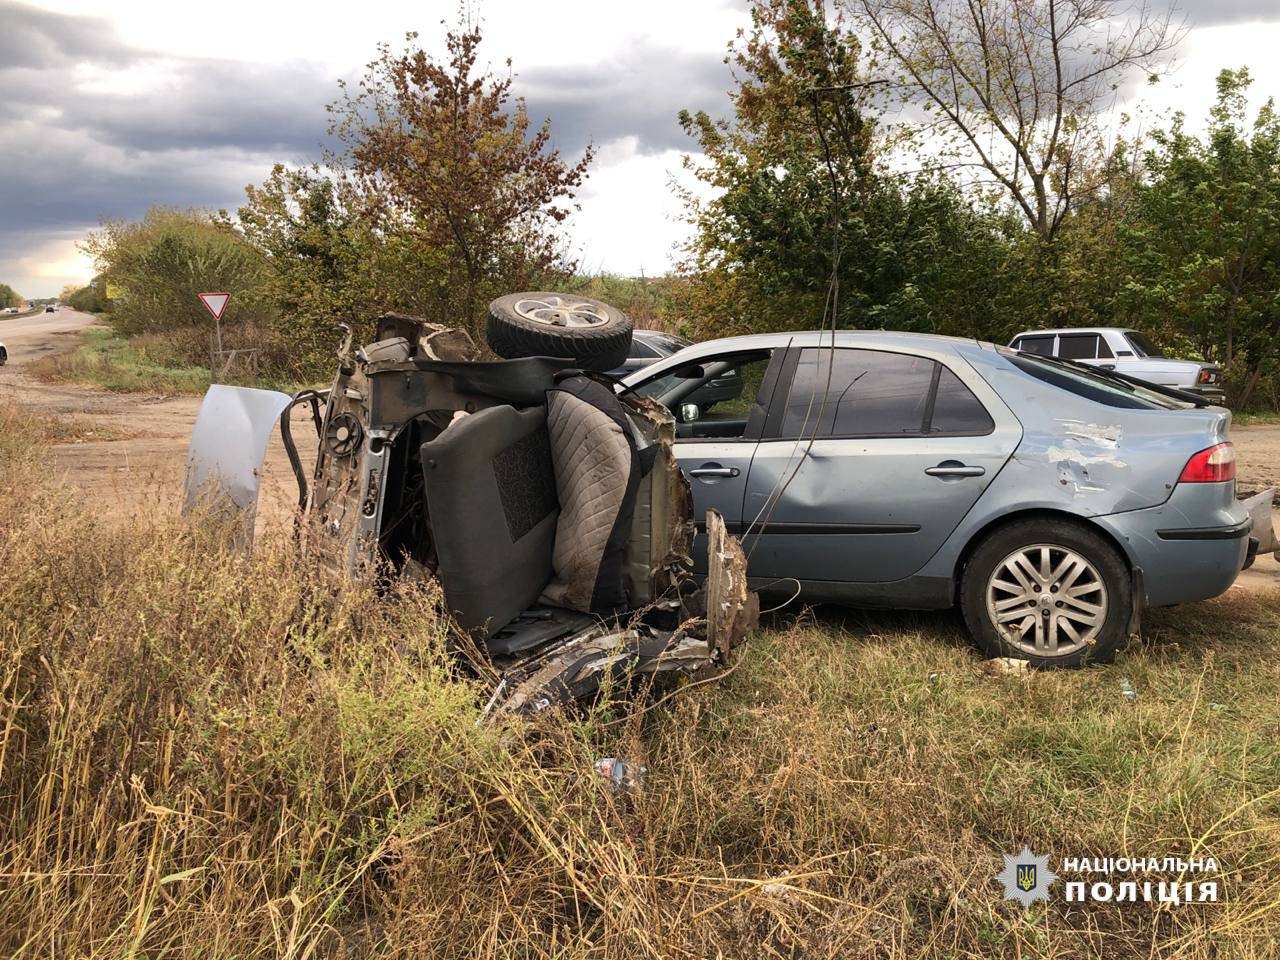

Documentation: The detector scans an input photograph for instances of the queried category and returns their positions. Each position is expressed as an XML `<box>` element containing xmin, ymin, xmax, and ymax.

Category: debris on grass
<box><xmin>593</xmin><ymin>757</ymin><xmax>647</xmax><ymax>794</ymax></box>
<box><xmin>978</xmin><ymin>656</ymin><xmax>1030</xmax><ymax>677</ymax></box>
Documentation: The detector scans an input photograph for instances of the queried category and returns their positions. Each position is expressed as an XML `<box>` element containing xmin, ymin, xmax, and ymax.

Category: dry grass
<box><xmin>1</xmin><ymin>400</ymin><xmax>1279</xmax><ymax>958</ymax></box>
<box><xmin>27</xmin><ymin>326</ymin><xmax>297</xmax><ymax>396</ymax></box>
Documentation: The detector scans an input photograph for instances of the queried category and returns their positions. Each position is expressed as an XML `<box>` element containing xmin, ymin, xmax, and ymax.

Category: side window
<box><xmin>632</xmin><ymin>350</ymin><xmax>775</xmax><ymax>440</ymax></box>
<box><xmin>1096</xmin><ymin>336</ymin><xmax>1115</xmax><ymax>359</ymax></box>
<box><xmin>1017</xmin><ymin>335</ymin><xmax>1055</xmax><ymax>356</ymax></box>
<box><xmin>1058</xmin><ymin>333</ymin><xmax>1100</xmax><ymax>360</ymax></box>
<box><xmin>928</xmin><ymin>367</ymin><xmax>994</xmax><ymax>434</ymax></box>
<box><xmin>780</xmin><ymin>348</ymin><xmax>935</xmax><ymax>438</ymax></box>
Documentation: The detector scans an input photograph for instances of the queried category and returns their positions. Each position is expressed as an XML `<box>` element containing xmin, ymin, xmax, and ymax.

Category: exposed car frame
<box><xmin>185</xmin><ymin>307</ymin><xmax>758</xmax><ymax>713</ymax></box>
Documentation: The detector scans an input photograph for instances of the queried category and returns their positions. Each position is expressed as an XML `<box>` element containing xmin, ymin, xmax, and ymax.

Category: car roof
<box><xmin>1012</xmin><ymin>327</ymin><xmax>1135</xmax><ymax>337</ymax></box>
<box><xmin>647</xmin><ymin>329</ymin><xmax>995</xmax><ymax>355</ymax></box>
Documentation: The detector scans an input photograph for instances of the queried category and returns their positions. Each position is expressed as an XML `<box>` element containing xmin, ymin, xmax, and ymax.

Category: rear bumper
<box><xmin>1155</xmin><ymin>518</ymin><xmax>1252</xmax><ymax>541</ymax></box>
<box><xmin>1186</xmin><ymin>384</ymin><xmax>1226</xmax><ymax>403</ymax></box>
<box><xmin>1094</xmin><ymin>483</ymin><xmax>1249</xmax><ymax>607</ymax></box>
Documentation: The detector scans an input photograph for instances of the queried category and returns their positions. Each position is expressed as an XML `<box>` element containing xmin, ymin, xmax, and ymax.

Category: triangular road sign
<box><xmin>198</xmin><ymin>292</ymin><xmax>231</xmax><ymax>321</ymax></box>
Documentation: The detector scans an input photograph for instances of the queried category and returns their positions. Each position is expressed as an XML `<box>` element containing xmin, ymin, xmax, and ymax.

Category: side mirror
<box><xmin>675</xmin><ymin>364</ymin><xmax>705</xmax><ymax>379</ymax></box>
<box><xmin>680</xmin><ymin>402</ymin><xmax>701</xmax><ymax>423</ymax></box>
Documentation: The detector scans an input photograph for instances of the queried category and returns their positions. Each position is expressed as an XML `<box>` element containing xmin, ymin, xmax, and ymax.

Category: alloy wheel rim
<box><xmin>512</xmin><ymin>295</ymin><xmax>609</xmax><ymax>328</ymax></box>
<box><xmin>985</xmin><ymin>544</ymin><xmax>1108</xmax><ymax>656</ymax></box>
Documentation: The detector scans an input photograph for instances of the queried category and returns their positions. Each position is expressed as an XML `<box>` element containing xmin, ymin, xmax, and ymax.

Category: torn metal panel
<box><xmin>183</xmin><ymin>385</ymin><xmax>293</xmax><ymax>534</ymax></box>
<box><xmin>494</xmin><ymin>626</ymin><xmax>717</xmax><ymax>715</ymax></box>
<box><xmin>621</xmin><ymin>391</ymin><xmax>695</xmax><ymax>605</ymax></box>
<box><xmin>1242</xmin><ymin>487</ymin><xmax>1277</xmax><ymax>556</ymax></box>
<box><xmin>705</xmin><ymin>508</ymin><xmax>759</xmax><ymax>659</ymax></box>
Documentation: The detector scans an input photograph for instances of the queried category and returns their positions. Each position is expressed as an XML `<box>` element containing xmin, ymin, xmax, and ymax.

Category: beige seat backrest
<box><xmin>539</xmin><ymin>376</ymin><xmax>638</xmax><ymax>614</ymax></box>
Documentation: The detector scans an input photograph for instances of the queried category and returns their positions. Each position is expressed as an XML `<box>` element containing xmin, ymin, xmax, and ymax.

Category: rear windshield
<box><xmin>1002</xmin><ymin>351</ymin><xmax>1186</xmax><ymax>410</ymax></box>
<box><xmin>1124</xmin><ymin>331</ymin><xmax>1165</xmax><ymax>358</ymax></box>
<box><xmin>642</xmin><ymin>333</ymin><xmax>691</xmax><ymax>354</ymax></box>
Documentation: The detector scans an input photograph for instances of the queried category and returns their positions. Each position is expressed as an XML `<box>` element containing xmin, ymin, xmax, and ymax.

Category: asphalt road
<box><xmin>0</xmin><ymin>306</ymin><xmax>95</xmax><ymax>355</ymax></box>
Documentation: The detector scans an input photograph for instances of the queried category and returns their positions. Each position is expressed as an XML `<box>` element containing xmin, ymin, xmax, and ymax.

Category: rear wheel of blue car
<box><xmin>961</xmin><ymin>519</ymin><xmax>1131</xmax><ymax>668</ymax></box>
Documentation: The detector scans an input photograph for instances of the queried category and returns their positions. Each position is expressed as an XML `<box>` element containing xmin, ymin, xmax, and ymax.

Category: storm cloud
<box><xmin>0</xmin><ymin>0</ymin><xmax>734</xmax><ymax>292</ymax></box>
<box><xmin>1156</xmin><ymin>0</ymin><xmax>1280</xmax><ymax>26</ymax></box>
<box><xmin>0</xmin><ymin>0</ymin><xmax>1277</xmax><ymax>294</ymax></box>
<box><xmin>520</xmin><ymin>40</ymin><xmax>732</xmax><ymax>155</ymax></box>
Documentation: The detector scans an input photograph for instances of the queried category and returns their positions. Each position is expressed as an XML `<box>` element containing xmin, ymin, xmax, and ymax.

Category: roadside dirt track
<box><xmin>2</xmin><ymin>309</ymin><xmax>1277</xmax><ymax>591</ymax></box>
<box><xmin>0</xmin><ymin>308</ymin><xmax>308</xmax><ymax>537</ymax></box>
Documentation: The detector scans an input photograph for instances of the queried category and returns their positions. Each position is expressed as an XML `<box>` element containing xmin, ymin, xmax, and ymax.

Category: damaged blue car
<box><xmin>622</xmin><ymin>331</ymin><xmax>1276</xmax><ymax>667</ymax></box>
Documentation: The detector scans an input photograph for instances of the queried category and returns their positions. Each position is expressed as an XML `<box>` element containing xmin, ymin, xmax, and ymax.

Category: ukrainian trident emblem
<box><xmin>997</xmin><ymin>847</ymin><xmax>1057</xmax><ymax>908</ymax></box>
<box><xmin>1017</xmin><ymin>863</ymin><xmax>1037</xmax><ymax>892</ymax></box>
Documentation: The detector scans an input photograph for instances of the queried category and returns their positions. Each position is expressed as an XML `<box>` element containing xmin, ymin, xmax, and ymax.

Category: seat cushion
<box><xmin>539</xmin><ymin>376</ymin><xmax>639</xmax><ymax>613</ymax></box>
<box><xmin>421</xmin><ymin>404</ymin><xmax>558</xmax><ymax>638</ymax></box>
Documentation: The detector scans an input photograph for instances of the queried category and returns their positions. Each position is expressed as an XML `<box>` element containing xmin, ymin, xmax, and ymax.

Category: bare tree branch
<box><xmin>850</xmin><ymin>0</ymin><xmax>1183</xmax><ymax>240</ymax></box>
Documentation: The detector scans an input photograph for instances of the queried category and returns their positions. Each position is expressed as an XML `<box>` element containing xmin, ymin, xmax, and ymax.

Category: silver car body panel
<box><xmin>1242</xmin><ymin>487</ymin><xmax>1278</xmax><ymax>557</ymax></box>
<box><xmin>183</xmin><ymin>384</ymin><xmax>293</xmax><ymax>523</ymax></box>
<box><xmin>622</xmin><ymin>331</ymin><xmax>1250</xmax><ymax>610</ymax></box>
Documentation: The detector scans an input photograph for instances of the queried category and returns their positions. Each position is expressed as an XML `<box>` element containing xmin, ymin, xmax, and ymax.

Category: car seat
<box><xmin>419</xmin><ymin>375</ymin><xmax>641</xmax><ymax>643</ymax></box>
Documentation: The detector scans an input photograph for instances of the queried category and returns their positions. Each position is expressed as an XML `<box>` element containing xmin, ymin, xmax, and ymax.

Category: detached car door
<box><xmin>741</xmin><ymin>346</ymin><xmax>1020</xmax><ymax>584</ymax></box>
<box><xmin>628</xmin><ymin>345</ymin><xmax>789</xmax><ymax>571</ymax></box>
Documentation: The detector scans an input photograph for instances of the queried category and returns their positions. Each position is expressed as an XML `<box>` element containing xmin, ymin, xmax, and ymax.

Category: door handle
<box><xmin>924</xmin><ymin>462</ymin><xmax>986</xmax><ymax>478</ymax></box>
<box><xmin>688</xmin><ymin>463</ymin><xmax>740</xmax><ymax>479</ymax></box>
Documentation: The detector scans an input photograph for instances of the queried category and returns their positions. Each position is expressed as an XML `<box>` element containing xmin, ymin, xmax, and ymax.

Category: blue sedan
<box><xmin>622</xmin><ymin>331</ymin><xmax>1260</xmax><ymax>667</ymax></box>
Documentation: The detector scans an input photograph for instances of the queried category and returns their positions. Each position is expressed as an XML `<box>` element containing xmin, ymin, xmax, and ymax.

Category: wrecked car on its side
<box><xmin>184</xmin><ymin>294</ymin><xmax>757</xmax><ymax>714</ymax></box>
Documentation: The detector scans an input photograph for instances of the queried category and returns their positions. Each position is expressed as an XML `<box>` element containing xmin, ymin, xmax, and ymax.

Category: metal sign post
<box><xmin>198</xmin><ymin>292</ymin><xmax>231</xmax><ymax>351</ymax></box>
<box><xmin>198</xmin><ymin>292</ymin><xmax>233</xmax><ymax>381</ymax></box>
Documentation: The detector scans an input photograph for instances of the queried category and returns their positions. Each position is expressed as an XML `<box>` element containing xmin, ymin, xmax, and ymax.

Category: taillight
<box><xmin>1178</xmin><ymin>443</ymin><xmax>1235</xmax><ymax>483</ymax></box>
<box><xmin>1198</xmin><ymin>369</ymin><xmax>1216</xmax><ymax>384</ymax></box>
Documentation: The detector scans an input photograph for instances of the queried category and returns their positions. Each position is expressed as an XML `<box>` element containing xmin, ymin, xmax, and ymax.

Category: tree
<box><xmin>0</xmin><ymin>283</ymin><xmax>21</xmax><ymax>309</ymax></box>
<box><xmin>1116</xmin><ymin>69</ymin><xmax>1280</xmax><ymax>407</ymax></box>
<box><xmin>326</xmin><ymin>25</ymin><xmax>593</xmax><ymax>333</ymax></box>
<box><xmin>848</xmin><ymin>0</ymin><xmax>1181</xmax><ymax>241</ymax></box>
<box><xmin>236</xmin><ymin>165</ymin><xmax>450</xmax><ymax>371</ymax></box>
<box><xmin>60</xmin><ymin>278</ymin><xmax>110</xmax><ymax>313</ymax></box>
<box><xmin>677</xmin><ymin>0</ymin><xmax>1019</xmax><ymax>340</ymax></box>
<box><xmin>83</xmin><ymin>208</ymin><xmax>272</xmax><ymax>338</ymax></box>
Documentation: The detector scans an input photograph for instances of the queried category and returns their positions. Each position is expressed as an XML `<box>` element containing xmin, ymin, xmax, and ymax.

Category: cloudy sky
<box><xmin>1</xmin><ymin>0</ymin><xmax>1278</xmax><ymax>298</ymax></box>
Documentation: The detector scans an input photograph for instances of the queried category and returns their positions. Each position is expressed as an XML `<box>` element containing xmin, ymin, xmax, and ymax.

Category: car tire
<box><xmin>486</xmin><ymin>292</ymin><xmax>632</xmax><ymax>371</ymax></box>
<box><xmin>960</xmin><ymin>518</ymin><xmax>1131</xmax><ymax>668</ymax></box>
